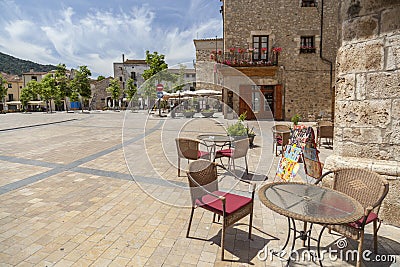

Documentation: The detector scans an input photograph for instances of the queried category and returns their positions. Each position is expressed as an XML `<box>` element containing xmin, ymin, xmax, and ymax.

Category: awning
<box><xmin>28</xmin><ymin>101</ymin><xmax>46</xmax><ymax>105</ymax></box>
<box><xmin>6</xmin><ymin>101</ymin><xmax>22</xmax><ymax>105</ymax></box>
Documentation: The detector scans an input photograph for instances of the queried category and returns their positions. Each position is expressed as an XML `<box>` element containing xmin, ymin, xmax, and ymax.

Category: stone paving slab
<box><xmin>0</xmin><ymin>111</ymin><xmax>398</xmax><ymax>267</ymax></box>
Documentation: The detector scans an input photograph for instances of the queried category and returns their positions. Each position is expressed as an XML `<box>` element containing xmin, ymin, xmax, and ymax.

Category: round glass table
<box><xmin>258</xmin><ymin>182</ymin><xmax>364</xmax><ymax>266</ymax></box>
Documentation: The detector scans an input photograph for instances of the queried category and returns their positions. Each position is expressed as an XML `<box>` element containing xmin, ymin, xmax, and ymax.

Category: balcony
<box><xmin>210</xmin><ymin>51</ymin><xmax>279</xmax><ymax>67</ymax></box>
<box><xmin>212</xmin><ymin>50</ymin><xmax>280</xmax><ymax>77</ymax></box>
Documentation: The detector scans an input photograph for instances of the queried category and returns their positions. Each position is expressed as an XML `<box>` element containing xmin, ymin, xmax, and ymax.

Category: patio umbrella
<box><xmin>194</xmin><ymin>89</ymin><xmax>222</xmax><ymax>96</ymax></box>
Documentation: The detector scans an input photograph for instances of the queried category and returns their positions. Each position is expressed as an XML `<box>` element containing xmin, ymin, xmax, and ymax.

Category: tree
<box><xmin>40</xmin><ymin>74</ymin><xmax>59</xmax><ymax>113</ymax></box>
<box><xmin>142</xmin><ymin>51</ymin><xmax>177</xmax><ymax>115</ymax></box>
<box><xmin>126</xmin><ymin>78</ymin><xmax>137</xmax><ymax>108</ymax></box>
<box><xmin>20</xmin><ymin>80</ymin><xmax>40</xmax><ymax>111</ymax></box>
<box><xmin>71</xmin><ymin>66</ymin><xmax>91</xmax><ymax>112</ymax></box>
<box><xmin>0</xmin><ymin>74</ymin><xmax>7</xmax><ymax>112</ymax></box>
<box><xmin>97</xmin><ymin>75</ymin><xmax>105</xmax><ymax>81</ymax></box>
<box><xmin>55</xmin><ymin>63</ymin><xmax>71</xmax><ymax>111</ymax></box>
<box><xmin>172</xmin><ymin>64</ymin><xmax>186</xmax><ymax>93</ymax></box>
<box><xmin>106</xmin><ymin>78</ymin><xmax>122</xmax><ymax>110</ymax></box>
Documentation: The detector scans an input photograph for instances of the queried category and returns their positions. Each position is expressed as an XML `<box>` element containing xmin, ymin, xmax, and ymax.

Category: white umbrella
<box><xmin>194</xmin><ymin>89</ymin><xmax>222</xmax><ymax>96</ymax></box>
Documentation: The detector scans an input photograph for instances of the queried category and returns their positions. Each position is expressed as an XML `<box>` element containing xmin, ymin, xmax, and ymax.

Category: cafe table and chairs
<box><xmin>197</xmin><ymin>134</ymin><xmax>233</xmax><ymax>160</ymax></box>
<box><xmin>258</xmin><ymin>182</ymin><xmax>364</xmax><ymax>266</ymax></box>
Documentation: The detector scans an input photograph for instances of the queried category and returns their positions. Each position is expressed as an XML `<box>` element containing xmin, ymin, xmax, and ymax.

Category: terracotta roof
<box><xmin>1</xmin><ymin>73</ymin><xmax>22</xmax><ymax>82</ymax></box>
<box><xmin>193</xmin><ymin>38</ymin><xmax>223</xmax><ymax>42</ymax></box>
<box><xmin>22</xmin><ymin>71</ymin><xmax>47</xmax><ymax>75</ymax></box>
<box><xmin>123</xmin><ymin>59</ymin><xmax>147</xmax><ymax>64</ymax></box>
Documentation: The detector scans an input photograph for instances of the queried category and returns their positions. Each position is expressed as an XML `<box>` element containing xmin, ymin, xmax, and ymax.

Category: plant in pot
<box><xmin>291</xmin><ymin>114</ymin><xmax>302</xmax><ymax>127</ymax></box>
<box><xmin>182</xmin><ymin>109</ymin><xmax>196</xmax><ymax>118</ymax></box>
<box><xmin>201</xmin><ymin>109</ymin><xmax>214</xmax><ymax>118</ymax></box>
<box><xmin>226</xmin><ymin>111</ymin><xmax>256</xmax><ymax>147</ymax></box>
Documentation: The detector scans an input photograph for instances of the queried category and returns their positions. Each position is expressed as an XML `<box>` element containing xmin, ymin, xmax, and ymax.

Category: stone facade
<box><xmin>219</xmin><ymin>0</ymin><xmax>339</xmax><ymax>121</ymax></box>
<box><xmin>90</xmin><ymin>77</ymin><xmax>112</xmax><ymax>110</ymax></box>
<box><xmin>325</xmin><ymin>0</ymin><xmax>400</xmax><ymax>226</ymax></box>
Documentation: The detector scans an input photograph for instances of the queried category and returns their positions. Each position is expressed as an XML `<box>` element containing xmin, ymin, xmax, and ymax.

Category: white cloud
<box><xmin>0</xmin><ymin>1</ymin><xmax>223</xmax><ymax>77</ymax></box>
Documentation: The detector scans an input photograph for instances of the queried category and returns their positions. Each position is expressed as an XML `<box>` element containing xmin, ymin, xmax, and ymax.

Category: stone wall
<box><xmin>222</xmin><ymin>0</ymin><xmax>339</xmax><ymax>120</ymax></box>
<box><xmin>325</xmin><ymin>0</ymin><xmax>400</xmax><ymax>226</ymax></box>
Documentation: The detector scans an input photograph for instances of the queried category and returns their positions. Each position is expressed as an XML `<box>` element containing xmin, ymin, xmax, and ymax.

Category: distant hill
<box><xmin>0</xmin><ymin>52</ymin><xmax>57</xmax><ymax>76</ymax></box>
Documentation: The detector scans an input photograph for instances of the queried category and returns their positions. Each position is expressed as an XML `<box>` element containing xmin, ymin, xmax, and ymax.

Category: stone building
<box><xmin>325</xmin><ymin>0</ymin><xmax>400</xmax><ymax>227</ymax></box>
<box><xmin>213</xmin><ymin>0</ymin><xmax>338</xmax><ymax>120</ymax></box>
<box><xmin>89</xmin><ymin>77</ymin><xmax>112</xmax><ymax>110</ymax></box>
<box><xmin>113</xmin><ymin>56</ymin><xmax>149</xmax><ymax>108</ymax></box>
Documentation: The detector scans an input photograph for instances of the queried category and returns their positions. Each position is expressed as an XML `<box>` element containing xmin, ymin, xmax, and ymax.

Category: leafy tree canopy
<box><xmin>142</xmin><ymin>51</ymin><xmax>177</xmax><ymax>98</ymax></box>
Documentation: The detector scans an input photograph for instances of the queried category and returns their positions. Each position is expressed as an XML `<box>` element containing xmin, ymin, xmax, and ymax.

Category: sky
<box><xmin>0</xmin><ymin>0</ymin><xmax>223</xmax><ymax>77</ymax></box>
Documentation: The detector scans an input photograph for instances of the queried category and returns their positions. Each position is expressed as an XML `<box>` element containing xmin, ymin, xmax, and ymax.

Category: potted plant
<box><xmin>291</xmin><ymin>114</ymin><xmax>302</xmax><ymax>126</ymax></box>
<box><xmin>201</xmin><ymin>109</ymin><xmax>214</xmax><ymax>118</ymax></box>
<box><xmin>182</xmin><ymin>109</ymin><xmax>196</xmax><ymax>118</ymax></box>
<box><xmin>246</xmin><ymin>125</ymin><xmax>256</xmax><ymax>148</ymax></box>
<box><xmin>226</xmin><ymin>111</ymin><xmax>256</xmax><ymax>147</ymax></box>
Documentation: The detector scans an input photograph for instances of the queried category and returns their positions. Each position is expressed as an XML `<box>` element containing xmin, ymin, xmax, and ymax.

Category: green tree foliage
<box><xmin>126</xmin><ymin>78</ymin><xmax>137</xmax><ymax>107</ymax></box>
<box><xmin>71</xmin><ymin>66</ymin><xmax>91</xmax><ymax>111</ymax></box>
<box><xmin>97</xmin><ymin>75</ymin><xmax>105</xmax><ymax>81</ymax></box>
<box><xmin>55</xmin><ymin>64</ymin><xmax>71</xmax><ymax>111</ymax></box>
<box><xmin>0</xmin><ymin>52</ymin><xmax>56</xmax><ymax>75</ymax></box>
<box><xmin>106</xmin><ymin>78</ymin><xmax>122</xmax><ymax>109</ymax></box>
<box><xmin>20</xmin><ymin>80</ymin><xmax>40</xmax><ymax>111</ymax></box>
<box><xmin>0</xmin><ymin>74</ymin><xmax>7</xmax><ymax>110</ymax></box>
<box><xmin>172</xmin><ymin>64</ymin><xmax>186</xmax><ymax>93</ymax></box>
<box><xmin>40</xmin><ymin>74</ymin><xmax>60</xmax><ymax>113</ymax></box>
<box><xmin>142</xmin><ymin>51</ymin><xmax>177</xmax><ymax>98</ymax></box>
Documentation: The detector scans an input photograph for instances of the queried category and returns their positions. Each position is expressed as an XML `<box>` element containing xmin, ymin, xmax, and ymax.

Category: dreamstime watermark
<box><xmin>257</xmin><ymin>238</ymin><xmax>397</xmax><ymax>264</ymax></box>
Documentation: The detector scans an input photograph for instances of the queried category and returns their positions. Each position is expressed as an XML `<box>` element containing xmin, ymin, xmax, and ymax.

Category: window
<box><xmin>8</xmin><ymin>94</ymin><xmax>13</xmax><ymax>101</ymax></box>
<box><xmin>8</xmin><ymin>83</ymin><xmax>12</xmax><ymax>88</ymax></box>
<box><xmin>300</xmin><ymin>36</ymin><xmax>316</xmax><ymax>53</ymax></box>
<box><xmin>252</xmin><ymin>35</ymin><xmax>269</xmax><ymax>61</ymax></box>
<box><xmin>131</xmin><ymin>72</ymin><xmax>136</xmax><ymax>80</ymax></box>
<box><xmin>302</xmin><ymin>0</ymin><xmax>317</xmax><ymax>7</ymax></box>
<box><xmin>31</xmin><ymin>76</ymin><xmax>37</xmax><ymax>81</ymax></box>
<box><xmin>119</xmin><ymin>76</ymin><xmax>123</xmax><ymax>82</ymax></box>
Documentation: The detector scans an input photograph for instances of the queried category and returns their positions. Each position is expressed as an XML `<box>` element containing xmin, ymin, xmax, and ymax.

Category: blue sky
<box><xmin>0</xmin><ymin>0</ymin><xmax>223</xmax><ymax>77</ymax></box>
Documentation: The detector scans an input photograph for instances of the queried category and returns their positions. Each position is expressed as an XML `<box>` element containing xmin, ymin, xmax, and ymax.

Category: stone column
<box><xmin>324</xmin><ymin>0</ymin><xmax>400</xmax><ymax>226</ymax></box>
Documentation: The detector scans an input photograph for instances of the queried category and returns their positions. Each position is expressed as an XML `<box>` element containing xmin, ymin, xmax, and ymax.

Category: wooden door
<box><xmin>239</xmin><ymin>85</ymin><xmax>255</xmax><ymax>119</ymax></box>
<box><xmin>274</xmin><ymin>84</ymin><xmax>283</xmax><ymax>120</ymax></box>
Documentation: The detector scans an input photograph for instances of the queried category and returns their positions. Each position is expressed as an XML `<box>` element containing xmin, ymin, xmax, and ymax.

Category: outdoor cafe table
<box><xmin>197</xmin><ymin>134</ymin><xmax>233</xmax><ymax>160</ymax></box>
<box><xmin>258</xmin><ymin>182</ymin><xmax>364</xmax><ymax>266</ymax></box>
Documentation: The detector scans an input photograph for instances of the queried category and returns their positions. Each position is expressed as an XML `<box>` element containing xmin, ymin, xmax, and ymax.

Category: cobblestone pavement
<box><xmin>0</xmin><ymin>111</ymin><xmax>399</xmax><ymax>266</ymax></box>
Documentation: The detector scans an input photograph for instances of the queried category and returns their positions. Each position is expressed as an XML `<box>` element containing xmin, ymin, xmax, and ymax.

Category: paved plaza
<box><xmin>0</xmin><ymin>111</ymin><xmax>399</xmax><ymax>266</ymax></box>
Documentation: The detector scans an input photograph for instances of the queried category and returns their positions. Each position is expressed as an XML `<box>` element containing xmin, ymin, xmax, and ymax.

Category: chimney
<box><xmin>122</xmin><ymin>54</ymin><xmax>125</xmax><ymax>63</ymax></box>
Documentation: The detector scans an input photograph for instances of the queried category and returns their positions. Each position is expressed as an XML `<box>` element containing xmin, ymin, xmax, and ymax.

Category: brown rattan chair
<box><xmin>316</xmin><ymin>120</ymin><xmax>333</xmax><ymax>147</ymax></box>
<box><xmin>175</xmin><ymin>138</ymin><xmax>211</xmax><ymax>176</ymax></box>
<box><xmin>186</xmin><ymin>159</ymin><xmax>255</xmax><ymax>260</ymax></box>
<box><xmin>214</xmin><ymin>138</ymin><xmax>249</xmax><ymax>174</ymax></box>
<box><xmin>271</xmin><ymin>125</ymin><xmax>291</xmax><ymax>156</ymax></box>
<box><xmin>315</xmin><ymin>168</ymin><xmax>389</xmax><ymax>267</ymax></box>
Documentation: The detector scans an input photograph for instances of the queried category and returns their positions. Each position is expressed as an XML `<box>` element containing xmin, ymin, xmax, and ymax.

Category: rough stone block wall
<box><xmin>222</xmin><ymin>0</ymin><xmax>339</xmax><ymax>120</ymax></box>
<box><xmin>326</xmin><ymin>0</ymin><xmax>400</xmax><ymax>226</ymax></box>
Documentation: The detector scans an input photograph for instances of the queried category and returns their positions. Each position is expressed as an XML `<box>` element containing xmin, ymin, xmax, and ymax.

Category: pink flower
<box><xmin>229</xmin><ymin>47</ymin><xmax>235</xmax><ymax>53</ymax></box>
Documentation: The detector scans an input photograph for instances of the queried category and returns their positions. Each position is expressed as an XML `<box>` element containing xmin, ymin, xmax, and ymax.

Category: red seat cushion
<box><xmin>198</xmin><ymin>150</ymin><xmax>210</xmax><ymax>158</ymax></box>
<box><xmin>348</xmin><ymin>212</ymin><xmax>378</xmax><ymax>228</ymax></box>
<box><xmin>195</xmin><ymin>190</ymin><xmax>252</xmax><ymax>215</ymax></box>
<box><xmin>215</xmin><ymin>148</ymin><xmax>233</xmax><ymax>158</ymax></box>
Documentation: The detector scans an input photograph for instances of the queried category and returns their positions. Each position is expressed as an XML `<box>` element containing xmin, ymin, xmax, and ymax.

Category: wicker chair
<box><xmin>186</xmin><ymin>159</ymin><xmax>255</xmax><ymax>260</ymax></box>
<box><xmin>175</xmin><ymin>138</ymin><xmax>211</xmax><ymax>176</ymax></box>
<box><xmin>271</xmin><ymin>125</ymin><xmax>291</xmax><ymax>156</ymax></box>
<box><xmin>316</xmin><ymin>120</ymin><xmax>333</xmax><ymax>147</ymax></box>
<box><xmin>315</xmin><ymin>168</ymin><xmax>389</xmax><ymax>267</ymax></box>
<box><xmin>214</xmin><ymin>138</ymin><xmax>249</xmax><ymax>174</ymax></box>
